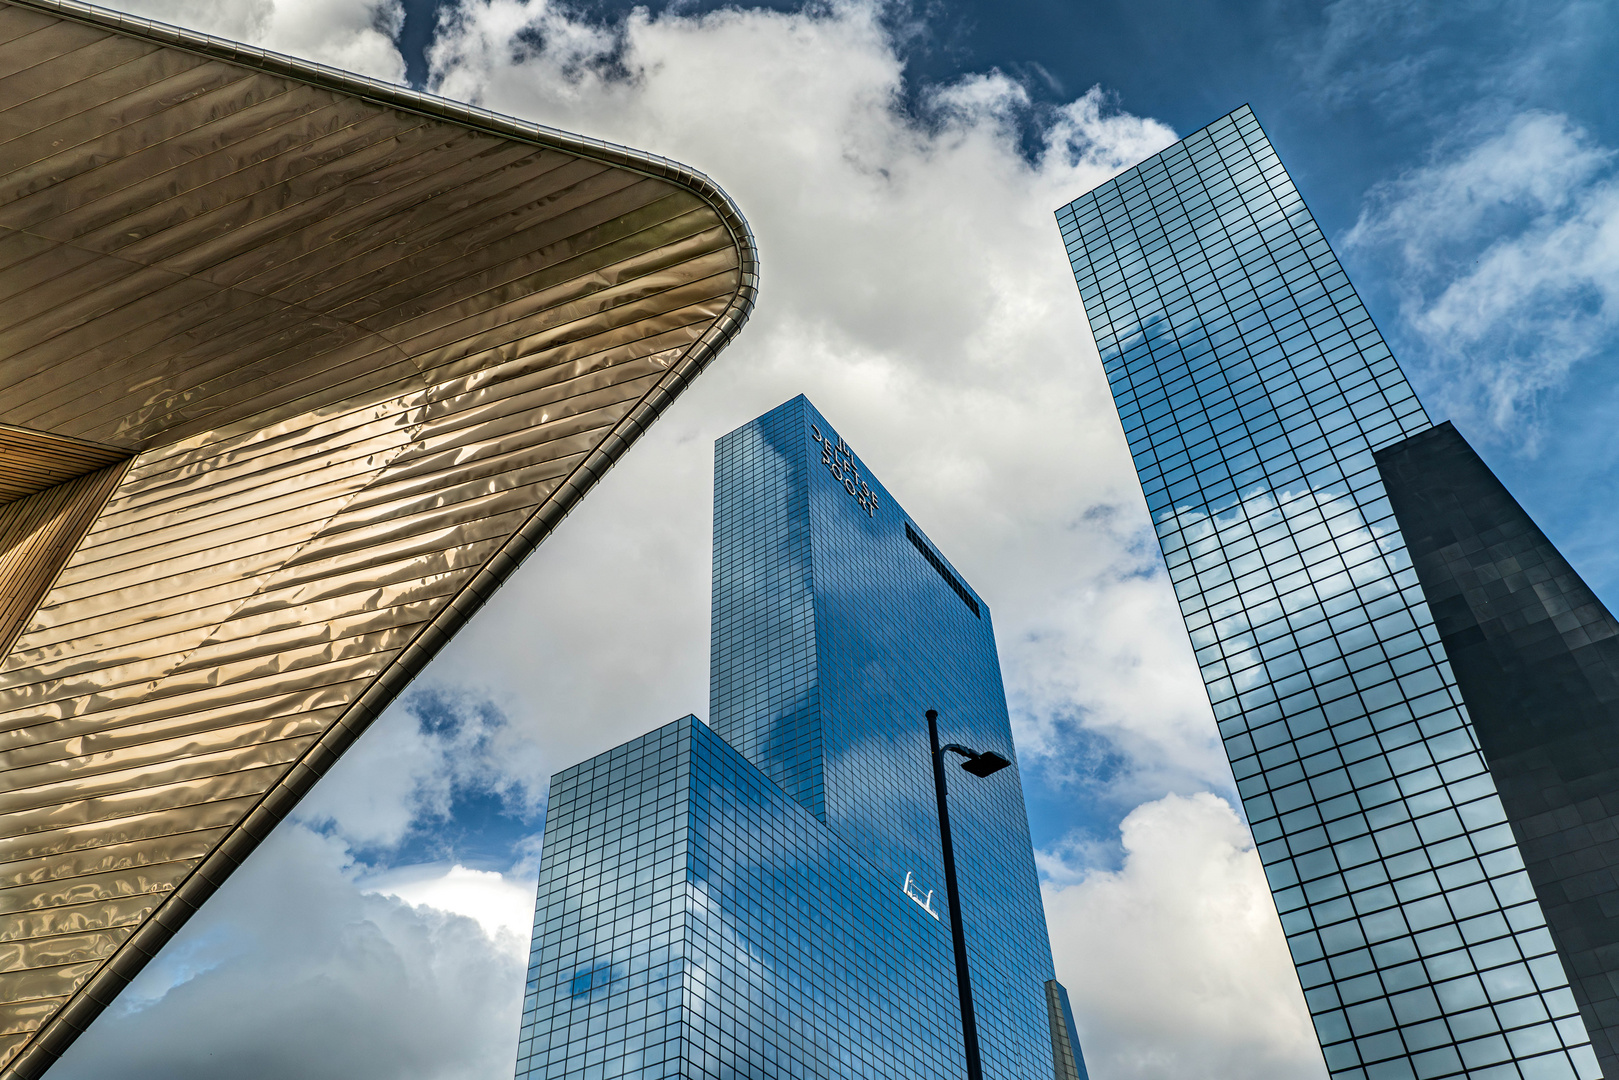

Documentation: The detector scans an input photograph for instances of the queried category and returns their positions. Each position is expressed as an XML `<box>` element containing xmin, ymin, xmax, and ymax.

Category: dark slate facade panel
<box><xmin>1377</xmin><ymin>420</ymin><xmax>1619</xmax><ymax>1076</ymax></box>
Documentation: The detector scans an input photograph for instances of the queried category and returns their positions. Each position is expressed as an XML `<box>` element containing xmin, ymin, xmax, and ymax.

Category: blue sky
<box><xmin>382</xmin><ymin>0</ymin><xmax>1619</xmax><ymax>899</ymax></box>
<box><xmin>50</xmin><ymin>1</ymin><xmax>1619</xmax><ymax>1078</ymax></box>
<box><xmin>393</xmin><ymin>0</ymin><xmax>1619</xmax><ymax>600</ymax></box>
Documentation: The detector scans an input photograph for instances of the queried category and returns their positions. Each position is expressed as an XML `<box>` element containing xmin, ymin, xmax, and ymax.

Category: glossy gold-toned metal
<box><xmin>0</xmin><ymin>0</ymin><xmax>757</xmax><ymax>1074</ymax></box>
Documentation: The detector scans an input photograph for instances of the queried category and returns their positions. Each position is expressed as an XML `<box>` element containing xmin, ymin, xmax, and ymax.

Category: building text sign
<box><xmin>810</xmin><ymin>424</ymin><xmax>878</xmax><ymax>517</ymax></box>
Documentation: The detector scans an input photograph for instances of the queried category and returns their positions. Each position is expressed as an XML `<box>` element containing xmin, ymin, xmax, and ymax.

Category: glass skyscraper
<box><xmin>1057</xmin><ymin>104</ymin><xmax>1619</xmax><ymax>1080</ymax></box>
<box><xmin>512</xmin><ymin>395</ymin><xmax>1087</xmax><ymax>1079</ymax></box>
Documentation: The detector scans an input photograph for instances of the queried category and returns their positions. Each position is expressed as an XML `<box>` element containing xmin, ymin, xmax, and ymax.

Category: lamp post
<box><xmin>926</xmin><ymin>707</ymin><xmax>1012</xmax><ymax>1080</ymax></box>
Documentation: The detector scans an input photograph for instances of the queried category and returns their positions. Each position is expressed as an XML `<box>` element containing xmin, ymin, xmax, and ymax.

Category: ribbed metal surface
<box><xmin>0</xmin><ymin>0</ymin><xmax>757</xmax><ymax>1073</ymax></box>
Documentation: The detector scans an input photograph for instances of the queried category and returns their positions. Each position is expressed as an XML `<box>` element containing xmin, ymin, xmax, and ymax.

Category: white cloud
<box><xmin>1001</xmin><ymin>506</ymin><xmax>1223</xmax><ymax>800</ymax></box>
<box><xmin>294</xmin><ymin>686</ymin><xmax>542</xmax><ymax>850</ymax></box>
<box><xmin>52</xmin><ymin>825</ymin><xmax>525</xmax><ymax>1080</ymax></box>
<box><xmin>419</xmin><ymin>0</ymin><xmax>1222</xmax><ymax>806</ymax></box>
<box><xmin>1042</xmin><ymin>793</ymin><xmax>1327</xmax><ymax>1080</ymax></box>
<box><xmin>1348</xmin><ymin>112</ymin><xmax>1610</xmax><ymax>263</ymax></box>
<box><xmin>107</xmin><ymin>0</ymin><xmax>407</xmax><ymax>81</ymax></box>
<box><xmin>1346</xmin><ymin>111</ymin><xmax>1619</xmax><ymax>443</ymax></box>
<box><xmin>362</xmin><ymin>863</ymin><xmax>537</xmax><ymax>954</ymax></box>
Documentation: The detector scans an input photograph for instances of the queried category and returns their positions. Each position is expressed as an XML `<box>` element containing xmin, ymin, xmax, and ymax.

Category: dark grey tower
<box><xmin>1378</xmin><ymin>422</ymin><xmax>1619</xmax><ymax>1069</ymax></box>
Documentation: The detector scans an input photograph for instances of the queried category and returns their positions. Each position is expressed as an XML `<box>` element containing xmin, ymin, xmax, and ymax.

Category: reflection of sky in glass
<box><xmin>515</xmin><ymin>718</ymin><xmax>966</xmax><ymax>1079</ymax></box>
<box><xmin>710</xmin><ymin>395</ymin><xmax>1059</xmax><ymax>1077</ymax></box>
<box><xmin>516</xmin><ymin>395</ymin><xmax>1071</xmax><ymax>1080</ymax></box>
<box><xmin>1057</xmin><ymin>105</ymin><xmax>1599</xmax><ymax>1080</ymax></box>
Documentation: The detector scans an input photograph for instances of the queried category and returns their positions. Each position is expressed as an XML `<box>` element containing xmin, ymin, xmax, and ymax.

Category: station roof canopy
<box><xmin>0</xmin><ymin>1</ymin><xmax>756</xmax><ymax>1073</ymax></box>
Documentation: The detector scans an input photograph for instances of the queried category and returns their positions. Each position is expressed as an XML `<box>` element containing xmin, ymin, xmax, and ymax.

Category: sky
<box><xmin>45</xmin><ymin>1</ymin><xmax>1619</xmax><ymax>1078</ymax></box>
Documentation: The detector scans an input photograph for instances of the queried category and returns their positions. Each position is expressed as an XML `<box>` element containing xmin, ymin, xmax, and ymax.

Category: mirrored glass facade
<box><xmin>1377</xmin><ymin>422</ymin><xmax>1619</xmax><ymax>1074</ymax></box>
<box><xmin>514</xmin><ymin>716</ymin><xmax>964</xmax><ymax>1080</ymax></box>
<box><xmin>1056</xmin><ymin>105</ymin><xmax>1602</xmax><ymax>1080</ymax></box>
<box><xmin>515</xmin><ymin>396</ymin><xmax>1082</xmax><ymax>1078</ymax></box>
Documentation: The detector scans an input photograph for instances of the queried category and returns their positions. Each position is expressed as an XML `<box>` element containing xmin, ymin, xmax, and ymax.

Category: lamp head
<box><xmin>961</xmin><ymin>751</ymin><xmax>1011</xmax><ymax>778</ymax></box>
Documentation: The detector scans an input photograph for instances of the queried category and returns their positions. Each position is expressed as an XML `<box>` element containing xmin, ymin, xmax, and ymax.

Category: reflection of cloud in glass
<box><xmin>1061</xmin><ymin>103</ymin><xmax>1603</xmax><ymax>1078</ymax></box>
<box><xmin>1164</xmin><ymin>483</ymin><xmax>1399</xmax><ymax>705</ymax></box>
<box><xmin>1152</xmin><ymin>476</ymin><xmax>1597</xmax><ymax>1076</ymax></box>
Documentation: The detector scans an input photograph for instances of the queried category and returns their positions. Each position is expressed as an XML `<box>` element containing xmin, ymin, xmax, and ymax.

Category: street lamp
<box><xmin>926</xmin><ymin>708</ymin><xmax>1012</xmax><ymax>1080</ymax></box>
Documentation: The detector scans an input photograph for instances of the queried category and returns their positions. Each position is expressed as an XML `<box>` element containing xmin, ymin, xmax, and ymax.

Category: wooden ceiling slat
<box><xmin>0</xmin><ymin>463</ymin><xmax>126</xmax><ymax>653</ymax></box>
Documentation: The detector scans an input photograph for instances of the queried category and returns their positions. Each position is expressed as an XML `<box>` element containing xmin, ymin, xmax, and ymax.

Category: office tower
<box><xmin>1377</xmin><ymin>424</ymin><xmax>1619</xmax><ymax>1075</ymax></box>
<box><xmin>1057</xmin><ymin>104</ymin><xmax>1619</xmax><ymax>1080</ymax></box>
<box><xmin>0</xmin><ymin>0</ymin><xmax>755</xmax><ymax>1073</ymax></box>
<box><xmin>515</xmin><ymin>396</ymin><xmax>1085</xmax><ymax>1079</ymax></box>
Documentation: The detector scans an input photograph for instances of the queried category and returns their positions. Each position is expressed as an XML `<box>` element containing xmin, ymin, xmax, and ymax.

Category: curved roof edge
<box><xmin>6</xmin><ymin>0</ymin><xmax>759</xmax><ymax>314</ymax></box>
<box><xmin>0</xmin><ymin>3</ymin><xmax>757</xmax><ymax>1076</ymax></box>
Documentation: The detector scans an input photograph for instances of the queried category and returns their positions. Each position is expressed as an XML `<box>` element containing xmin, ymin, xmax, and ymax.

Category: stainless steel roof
<box><xmin>0</xmin><ymin>2</ymin><xmax>756</xmax><ymax>1073</ymax></box>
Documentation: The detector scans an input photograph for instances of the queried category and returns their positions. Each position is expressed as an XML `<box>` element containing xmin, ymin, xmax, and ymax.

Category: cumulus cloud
<box><xmin>107</xmin><ymin>0</ymin><xmax>407</xmax><ymax>80</ymax></box>
<box><xmin>1042</xmin><ymin>793</ymin><xmax>1327</xmax><ymax>1080</ymax></box>
<box><xmin>419</xmin><ymin>0</ymin><xmax>1220</xmax><ymax>804</ymax></box>
<box><xmin>362</xmin><ymin>863</ymin><xmax>538</xmax><ymax>952</ymax></box>
<box><xmin>56</xmin><ymin>0</ymin><xmax>1321</xmax><ymax>1076</ymax></box>
<box><xmin>1346</xmin><ymin>111</ymin><xmax>1619</xmax><ymax>443</ymax></box>
<box><xmin>296</xmin><ymin>686</ymin><xmax>544</xmax><ymax>850</ymax></box>
<box><xmin>52</xmin><ymin>824</ymin><xmax>526</xmax><ymax>1080</ymax></box>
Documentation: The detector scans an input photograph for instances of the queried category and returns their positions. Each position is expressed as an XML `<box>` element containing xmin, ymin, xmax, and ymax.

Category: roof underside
<box><xmin>0</xmin><ymin>1</ymin><xmax>756</xmax><ymax>1074</ymax></box>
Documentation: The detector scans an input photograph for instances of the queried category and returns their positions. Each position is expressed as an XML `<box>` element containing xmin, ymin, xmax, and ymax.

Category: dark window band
<box><xmin>905</xmin><ymin>522</ymin><xmax>980</xmax><ymax>618</ymax></box>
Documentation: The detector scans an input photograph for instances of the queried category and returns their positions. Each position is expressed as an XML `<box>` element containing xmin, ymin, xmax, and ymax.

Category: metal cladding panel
<box><xmin>1377</xmin><ymin>422</ymin><xmax>1619</xmax><ymax>1077</ymax></box>
<box><xmin>0</xmin><ymin>0</ymin><xmax>758</xmax><ymax>1074</ymax></box>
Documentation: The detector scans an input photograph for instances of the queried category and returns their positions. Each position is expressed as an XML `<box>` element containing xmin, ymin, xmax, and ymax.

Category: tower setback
<box><xmin>513</xmin><ymin>396</ymin><xmax>1083</xmax><ymax>1079</ymax></box>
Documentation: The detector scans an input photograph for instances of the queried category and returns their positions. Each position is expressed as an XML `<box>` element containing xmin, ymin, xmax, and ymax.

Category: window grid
<box><xmin>712</xmin><ymin>396</ymin><xmax>1057</xmax><ymax>1079</ymax></box>
<box><xmin>1056</xmin><ymin>106</ymin><xmax>1598</xmax><ymax>1080</ymax></box>
<box><xmin>518</xmin><ymin>395</ymin><xmax>1069</xmax><ymax>1079</ymax></box>
<box><xmin>514</xmin><ymin>718</ymin><xmax>966</xmax><ymax>1080</ymax></box>
<box><xmin>711</xmin><ymin>406</ymin><xmax>826</xmax><ymax>817</ymax></box>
